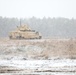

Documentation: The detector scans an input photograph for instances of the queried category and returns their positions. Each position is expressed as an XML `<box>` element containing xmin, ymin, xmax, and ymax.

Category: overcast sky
<box><xmin>0</xmin><ymin>0</ymin><xmax>76</xmax><ymax>19</ymax></box>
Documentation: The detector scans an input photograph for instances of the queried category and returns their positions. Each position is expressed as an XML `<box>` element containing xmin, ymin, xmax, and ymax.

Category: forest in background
<box><xmin>0</xmin><ymin>16</ymin><xmax>76</xmax><ymax>38</ymax></box>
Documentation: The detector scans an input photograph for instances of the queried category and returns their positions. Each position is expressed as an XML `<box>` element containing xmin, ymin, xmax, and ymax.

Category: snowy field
<box><xmin>0</xmin><ymin>38</ymin><xmax>76</xmax><ymax>75</ymax></box>
<box><xmin>0</xmin><ymin>59</ymin><xmax>76</xmax><ymax>75</ymax></box>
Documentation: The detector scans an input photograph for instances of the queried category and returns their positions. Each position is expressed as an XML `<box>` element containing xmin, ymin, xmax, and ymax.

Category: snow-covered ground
<box><xmin>0</xmin><ymin>38</ymin><xmax>76</xmax><ymax>75</ymax></box>
<box><xmin>0</xmin><ymin>59</ymin><xmax>76</xmax><ymax>75</ymax></box>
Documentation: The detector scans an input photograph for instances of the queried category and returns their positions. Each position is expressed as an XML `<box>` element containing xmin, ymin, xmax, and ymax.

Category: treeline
<box><xmin>0</xmin><ymin>16</ymin><xmax>76</xmax><ymax>38</ymax></box>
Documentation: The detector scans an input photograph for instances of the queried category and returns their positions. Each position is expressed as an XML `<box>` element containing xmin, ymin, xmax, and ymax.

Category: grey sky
<box><xmin>0</xmin><ymin>0</ymin><xmax>76</xmax><ymax>19</ymax></box>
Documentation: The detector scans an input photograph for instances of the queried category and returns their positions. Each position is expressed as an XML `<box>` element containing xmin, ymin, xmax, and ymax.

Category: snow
<box><xmin>0</xmin><ymin>59</ymin><xmax>76</xmax><ymax>69</ymax></box>
<box><xmin>0</xmin><ymin>59</ymin><xmax>76</xmax><ymax>75</ymax></box>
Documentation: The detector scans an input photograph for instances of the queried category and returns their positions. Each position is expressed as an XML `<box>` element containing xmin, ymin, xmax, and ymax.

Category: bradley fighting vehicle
<box><xmin>9</xmin><ymin>25</ymin><xmax>42</xmax><ymax>39</ymax></box>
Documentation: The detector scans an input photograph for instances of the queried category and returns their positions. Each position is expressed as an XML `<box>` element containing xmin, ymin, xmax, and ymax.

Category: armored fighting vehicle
<box><xmin>9</xmin><ymin>25</ymin><xmax>42</xmax><ymax>39</ymax></box>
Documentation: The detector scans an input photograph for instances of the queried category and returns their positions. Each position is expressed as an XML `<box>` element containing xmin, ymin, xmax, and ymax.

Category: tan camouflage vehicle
<box><xmin>9</xmin><ymin>25</ymin><xmax>42</xmax><ymax>39</ymax></box>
